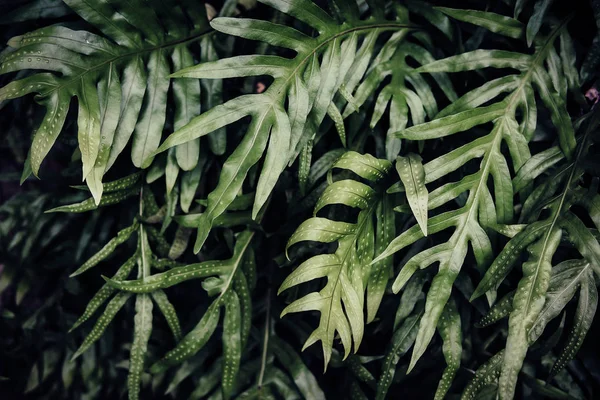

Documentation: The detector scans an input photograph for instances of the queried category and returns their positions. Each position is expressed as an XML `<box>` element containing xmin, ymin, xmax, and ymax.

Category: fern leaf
<box><xmin>128</xmin><ymin>294</ymin><xmax>153</xmax><ymax>400</ymax></box>
<box><xmin>70</xmin><ymin>253</ymin><xmax>137</xmax><ymax>332</ymax></box>
<box><xmin>72</xmin><ymin>291</ymin><xmax>132</xmax><ymax>360</ymax></box>
<box><xmin>435</xmin><ymin>297</ymin><xmax>462</xmax><ymax>400</ymax></box>
<box><xmin>152</xmin><ymin>0</ymin><xmax>415</xmax><ymax>252</ymax></box>
<box><xmin>135</xmin><ymin>231</ymin><xmax>255</xmax><ymax>380</ymax></box>
<box><xmin>151</xmin><ymin>290</ymin><xmax>182</xmax><ymax>342</ymax></box>
<box><xmin>396</xmin><ymin>153</ymin><xmax>428</xmax><ymax>235</ymax></box>
<box><xmin>375</xmin><ymin>11</ymin><xmax>579</xmax><ymax>375</ymax></box>
<box><xmin>0</xmin><ymin>0</ymin><xmax>212</xmax><ymax>201</ymax></box>
<box><xmin>280</xmin><ymin>151</ymin><xmax>392</xmax><ymax>368</ymax></box>
<box><xmin>551</xmin><ymin>269</ymin><xmax>598</xmax><ymax>376</ymax></box>
<box><xmin>375</xmin><ymin>306</ymin><xmax>423</xmax><ymax>400</ymax></box>
<box><xmin>468</xmin><ymin>101</ymin><xmax>600</xmax><ymax>398</ymax></box>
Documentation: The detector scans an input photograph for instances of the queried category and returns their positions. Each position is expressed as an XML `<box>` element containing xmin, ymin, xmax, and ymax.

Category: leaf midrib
<box><xmin>40</xmin><ymin>29</ymin><xmax>213</xmax><ymax>97</ymax></box>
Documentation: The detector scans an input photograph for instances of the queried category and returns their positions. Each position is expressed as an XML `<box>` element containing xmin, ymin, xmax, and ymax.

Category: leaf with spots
<box><xmin>152</xmin><ymin>290</ymin><xmax>182</xmax><ymax>342</ymax></box>
<box><xmin>373</xmin><ymin>15</ymin><xmax>579</xmax><ymax>377</ymax></box>
<box><xmin>106</xmin><ymin>231</ymin><xmax>254</xmax><ymax>293</ymax></box>
<box><xmin>72</xmin><ymin>291</ymin><xmax>132</xmax><ymax>360</ymax></box>
<box><xmin>550</xmin><ymin>267</ymin><xmax>597</xmax><ymax>376</ymax></box>
<box><xmin>154</xmin><ymin>1</ymin><xmax>414</xmax><ymax>253</ymax></box>
<box><xmin>70</xmin><ymin>253</ymin><xmax>137</xmax><ymax>332</ymax></box>
<box><xmin>466</xmin><ymin>107</ymin><xmax>600</xmax><ymax>398</ymax></box>
<box><xmin>222</xmin><ymin>290</ymin><xmax>242</xmax><ymax>399</ymax></box>
<box><xmin>435</xmin><ymin>297</ymin><xmax>462</xmax><ymax>400</ymax></box>
<box><xmin>128</xmin><ymin>294</ymin><xmax>153</xmax><ymax>400</ymax></box>
<box><xmin>46</xmin><ymin>186</ymin><xmax>139</xmax><ymax>213</ymax></box>
<box><xmin>477</xmin><ymin>290</ymin><xmax>515</xmax><ymax>328</ymax></box>
<box><xmin>367</xmin><ymin>195</ymin><xmax>395</xmax><ymax>323</ymax></box>
<box><xmin>145</xmin><ymin>232</ymin><xmax>254</xmax><ymax>373</ymax></box>
<box><xmin>375</xmin><ymin>306</ymin><xmax>423</xmax><ymax>400</ymax></box>
<box><xmin>70</xmin><ymin>220</ymin><xmax>138</xmax><ymax>277</ymax></box>
<box><xmin>461</xmin><ymin>350</ymin><xmax>504</xmax><ymax>400</ymax></box>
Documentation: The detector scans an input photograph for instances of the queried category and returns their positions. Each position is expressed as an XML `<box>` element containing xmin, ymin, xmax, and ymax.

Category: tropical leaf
<box><xmin>151</xmin><ymin>0</ymin><xmax>419</xmax><ymax>253</ymax></box>
<box><xmin>279</xmin><ymin>151</ymin><xmax>392</xmax><ymax>368</ymax></box>
<box><xmin>372</xmin><ymin>10</ymin><xmax>580</xmax><ymax>378</ymax></box>
<box><xmin>0</xmin><ymin>0</ymin><xmax>214</xmax><ymax>203</ymax></box>
<box><xmin>108</xmin><ymin>229</ymin><xmax>255</xmax><ymax>400</ymax></box>
<box><xmin>467</xmin><ymin>107</ymin><xmax>600</xmax><ymax>398</ymax></box>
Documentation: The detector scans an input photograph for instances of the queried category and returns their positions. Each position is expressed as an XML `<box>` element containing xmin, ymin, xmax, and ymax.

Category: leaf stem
<box><xmin>257</xmin><ymin>288</ymin><xmax>271</xmax><ymax>389</ymax></box>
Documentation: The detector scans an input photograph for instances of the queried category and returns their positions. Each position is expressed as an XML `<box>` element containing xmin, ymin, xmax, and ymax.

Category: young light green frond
<box><xmin>396</xmin><ymin>154</ymin><xmax>428</xmax><ymax>236</ymax></box>
<box><xmin>280</xmin><ymin>151</ymin><xmax>393</xmax><ymax>368</ymax></box>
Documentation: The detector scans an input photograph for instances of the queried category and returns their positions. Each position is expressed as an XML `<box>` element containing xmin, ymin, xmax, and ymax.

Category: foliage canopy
<box><xmin>1</xmin><ymin>0</ymin><xmax>600</xmax><ymax>399</ymax></box>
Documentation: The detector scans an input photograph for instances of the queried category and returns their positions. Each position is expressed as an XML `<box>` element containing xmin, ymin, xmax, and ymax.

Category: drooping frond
<box><xmin>0</xmin><ymin>0</ymin><xmax>216</xmax><ymax>203</ymax></box>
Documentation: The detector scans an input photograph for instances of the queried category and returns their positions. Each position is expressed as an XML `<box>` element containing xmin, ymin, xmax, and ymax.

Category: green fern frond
<box><xmin>279</xmin><ymin>151</ymin><xmax>393</xmax><ymax>368</ymax></box>
<box><xmin>0</xmin><ymin>0</ymin><xmax>215</xmax><ymax>204</ymax></box>
<box><xmin>466</xmin><ymin>106</ymin><xmax>600</xmax><ymax>398</ymax></box>
<box><xmin>371</xmin><ymin>10</ymin><xmax>580</xmax><ymax>378</ymax></box>
<box><xmin>106</xmin><ymin>229</ymin><xmax>254</xmax><ymax>399</ymax></box>
<box><xmin>151</xmin><ymin>0</ymin><xmax>418</xmax><ymax>254</ymax></box>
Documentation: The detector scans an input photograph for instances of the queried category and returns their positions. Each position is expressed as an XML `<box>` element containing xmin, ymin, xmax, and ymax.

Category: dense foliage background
<box><xmin>1</xmin><ymin>0</ymin><xmax>600</xmax><ymax>399</ymax></box>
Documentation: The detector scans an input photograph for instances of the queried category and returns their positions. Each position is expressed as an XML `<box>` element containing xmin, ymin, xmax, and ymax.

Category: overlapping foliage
<box><xmin>1</xmin><ymin>0</ymin><xmax>600</xmax><ymax>399</ymax></box>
